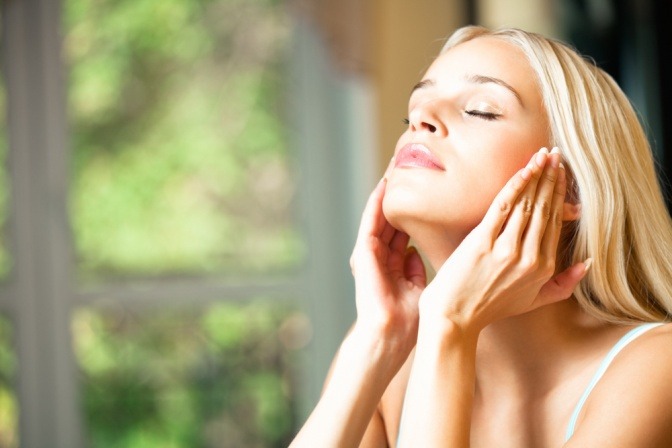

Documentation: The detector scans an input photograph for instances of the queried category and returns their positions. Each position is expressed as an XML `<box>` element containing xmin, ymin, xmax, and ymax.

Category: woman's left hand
<box><xmin>419</xmin><ymin>147</ymin><xmax>588</xmax><ymax>334</ymax></box>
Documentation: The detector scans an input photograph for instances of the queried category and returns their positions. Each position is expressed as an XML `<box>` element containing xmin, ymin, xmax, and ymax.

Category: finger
<box><xmin>499</xmin><ymin>148</ymin><xmax>549</xmax><ymax>243</ymax></box>
<box><xmin>403</xmin><ymin>246</ymin><xmax>427</xmax><ymax>288</ymax></box>
<box><xmin>540</xmin><ymin>160</ymin><xmax>567</xmax><ymax>259</ymax></box>
<box><xmin>389</xmin><ymin>230</ymin><xmax>411</xmax><ymax>255</ymax></box>
<box><xmin>356</xmin><ymin>178</ymin><xmax>388</xmax><ymax>243</ymax></box>
<box><xmin>481</xmin><ymin>166</ymin><xmax>532</xmax><ymax>240</ymax></box>
<box><xmin>520</xmin><ymin>149</ymin><xmax>561</xmax><ymax>254</ymax></box>
<box><xmin>380</xmin><ymin>221</ymin><xmax>397</xmax><ymax>245</ymax></box>
<box><xmin>533</xmin><ymin>259</ymin><xmax>592</xmax><ymax>309</ymax></box>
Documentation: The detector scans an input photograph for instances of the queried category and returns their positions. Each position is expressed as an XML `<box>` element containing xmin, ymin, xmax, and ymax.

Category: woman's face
<box><xmin>383</xmin><ymin>36</ymin><xmax>550</xmax><ymax>240</ymax></box>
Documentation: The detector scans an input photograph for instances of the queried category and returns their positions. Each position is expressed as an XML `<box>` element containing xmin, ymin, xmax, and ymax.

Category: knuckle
<box><xmin>553</xmin><ymin>210</ymin><xmax>563</xmax><ymax>227</ymax></box>
<box><xmin>521</xmin><ymin>197</ymin><xmax>533</xmax><ymax>216</ymax></box>
<box><xmin>543</xmin><ymin>172</ymin><xmax>556</xmax><ymax>183</ymax></box>
<box><xmin>536</xmin><ymin>200</ymin><xmax>551</xmax><ymax>219</ymax></box>
<box><xmin>495</xmin><ymin>246</ymin><xmax>518</xmax><ymax>264</ymax></box>
<box><xmin>519</xmin><ymin>255</ymin><xmax>539</xmax><ymax>273</ymax></box>
<box><xmin>542</xmin><ymin>258</ymin><xmax>556</xmax><ymax>276</ymax></box>
<box><xmin>498</xmin><ymin>198</ymin><xmax>512</xmax><ymax>214</ymax></box>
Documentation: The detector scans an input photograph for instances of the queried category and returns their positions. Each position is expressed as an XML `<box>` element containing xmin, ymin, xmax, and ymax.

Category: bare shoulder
<box><xmin>568</xmin><ymin>323</ymin><xmax>672</xmax><ymax>447</ymax></box>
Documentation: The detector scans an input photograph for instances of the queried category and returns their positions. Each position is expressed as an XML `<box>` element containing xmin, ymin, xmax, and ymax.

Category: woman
<box><xmin>292</xmin><ymin>26</ymin><xmax>672</xmax><ymax>447</ymax></box>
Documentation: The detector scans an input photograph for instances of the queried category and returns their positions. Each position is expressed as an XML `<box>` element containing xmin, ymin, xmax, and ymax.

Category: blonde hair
<box><xmin>442</xmin><ymin>26</ymin><xmax>672</xmax><ymax>324</ymax></box>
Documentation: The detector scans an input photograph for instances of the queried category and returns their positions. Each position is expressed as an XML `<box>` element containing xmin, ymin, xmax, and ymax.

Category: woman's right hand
<box><xmin>290</xmin><ymin>175</ymin><xmax>425</xmax><ymax>448</ymax></box>
<box><xmin>349</xmin><ymin>175</ymin><xmax>427</xmax><ymax>363</ymax></box>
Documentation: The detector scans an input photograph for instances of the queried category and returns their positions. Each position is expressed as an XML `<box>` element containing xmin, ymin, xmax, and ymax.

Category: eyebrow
<box><xmin>410</xmin><ymin>75</ymin><xmax>523</xmax><ymax>105</ymax></box>
<box><xmin>465</xmin><ymin>74</ymin><xmax>523</xmax><ymax>105</ymax></box>
<box><xmin>410</xmin><ymin>79</ymin><xmax>436</xmax><ymax>94</ymax></box>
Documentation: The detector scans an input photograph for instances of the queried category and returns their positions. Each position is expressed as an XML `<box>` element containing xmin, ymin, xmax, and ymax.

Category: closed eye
<box><xmin>465</xmin><ymin>110</ymin><xmax>500</xmax><ymax>121</ymax></box>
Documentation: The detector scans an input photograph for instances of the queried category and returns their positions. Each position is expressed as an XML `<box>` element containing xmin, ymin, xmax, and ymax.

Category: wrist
<box><xmin>346</xmin><ymin>321</ymin><xmax>414</xmax><ymax>375</ymax></box>
<box><xmin>417</xmin><ymin>314</ymin><xmax>480</xmax><ymax>354</ymax></box>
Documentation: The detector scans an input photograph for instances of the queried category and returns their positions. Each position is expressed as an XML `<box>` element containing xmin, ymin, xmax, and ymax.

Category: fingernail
<box><xmin>550</xmin><ymin>146</ymin><xmax>561</xmax><ymax>155</ymax></box>
<box><xmin>550</xmin><ymin>153</ymin><xmax>560</xmax><ymax>168</ymax></box>
<box><xmin>540</xmin><ymin>147</ymin><xmax>549</xmax><ymax>154</ymax></box>
<box><xmin>535</xmin><ymin>151</ymin><xmax>547</xmax><ymax>167</ymax></box>
<box><xmin>559</xmin><ymin>162</ymin><xmax>565</xmax><ymax>170</ymax></box>
<box><xmin>583</xmin><ymin>258</ymin><xmax>593</xmax><ymax>274</ymax></box>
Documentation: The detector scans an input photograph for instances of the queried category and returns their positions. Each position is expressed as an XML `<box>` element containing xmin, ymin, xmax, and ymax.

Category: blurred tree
<box><xmin>65</xmin><ymin>0</ymin><xmax>303</xmax><ymax>281</ymax></box>
<box><xmin>74</xmin><ymin>302</ymin><xmax>300</xmax><ymax>447</ymax></box>
<box><xmin>64</xmin><ymin>0</ymin><xmax>305</xmax><ymax>446</ymax></box>
<box><xmin>0</xmin><ymin>318</ymin><xmax>16</xmax><ymax>448</ymax></box>
<box><xmin>0</xmin><ymin>16</ymin><xmax>18</xmax><ymax>447</ymax></box>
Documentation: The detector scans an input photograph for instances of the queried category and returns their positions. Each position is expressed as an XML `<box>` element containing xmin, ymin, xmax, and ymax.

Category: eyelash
<box><xmin>401</xmin><ymin>111</ymin><xmax>500</xmax><ymax>125</ymax></box>
<box><xmin>464</xmin><ymin>110</ymin><xmax>500</xmax><ymax>121</ymax></box>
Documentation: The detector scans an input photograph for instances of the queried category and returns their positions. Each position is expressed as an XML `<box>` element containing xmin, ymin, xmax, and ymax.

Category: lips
<box><xmin>394</xmin><ymin>143</ymin><xmax>445</xmax><ymax>170</ymax></box>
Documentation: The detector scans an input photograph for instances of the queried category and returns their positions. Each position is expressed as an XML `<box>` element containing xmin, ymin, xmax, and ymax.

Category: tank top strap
<box><xmin>564</xmin><ymin>322</ymin><xmax>665</xmax><ymax>441</ymax></box>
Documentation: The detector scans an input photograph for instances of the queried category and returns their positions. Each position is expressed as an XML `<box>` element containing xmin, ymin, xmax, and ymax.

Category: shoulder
<box><xmin>568</xmin><ymin>322</ymin><xmax>672</xmax><ymax>447</ymax></box>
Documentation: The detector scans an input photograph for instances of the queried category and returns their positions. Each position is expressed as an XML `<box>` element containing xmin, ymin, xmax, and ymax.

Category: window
<box><xmin>2</xmin><ymin>0</ymin><xmax>371</xmax><ymax>445</ymax></box>
<box><xmin>65</xmin><ymin>0</ymin><xmax>306</xmax><ymax>445</ymax></box>
<box><xmin>65</xmin><ymin>0</ymin><xmax>304</xmax><ymax>281</ymax></box>
<box><xmin>0</xmin><ymin>13</ymin><xmax>17</xmax><ymax>447</ymax></box>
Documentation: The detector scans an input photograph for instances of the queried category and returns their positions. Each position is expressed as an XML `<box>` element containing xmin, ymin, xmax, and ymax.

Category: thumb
<box><xmin>534</xmin><ymin>258</ymin><xmax>592</xmax><ymax>308</ymax></box>
<box><xmin>404</xmin><ymin>246</ymin><xmax>427</xmax><ymax>289</ymax></box>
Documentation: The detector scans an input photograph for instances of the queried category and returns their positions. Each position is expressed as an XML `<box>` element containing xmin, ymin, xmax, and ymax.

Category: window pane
<box><xmin>0</xmin><ymin>19</ymin><xmax>10</xmax><ymax>279</ymax></box>
<box><xmin>0</xmin><ymin>316</ymin><xmax>18</xmax><ymax>447</ymax></box>
<box><xmin>73</xmin><ymin>301</ymin><xmax>308</xmax><ymax>447</ymax></box>
<box><xmin>64</xmin><ymin>0</ymin><xmax>303</xmax><ymax>281</ymax></box>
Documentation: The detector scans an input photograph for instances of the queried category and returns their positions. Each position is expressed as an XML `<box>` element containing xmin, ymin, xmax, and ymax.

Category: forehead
<box><xmin>423</xmin><ymin>36</ymin><xmax>541</xmax><ymax>105</ymax></box>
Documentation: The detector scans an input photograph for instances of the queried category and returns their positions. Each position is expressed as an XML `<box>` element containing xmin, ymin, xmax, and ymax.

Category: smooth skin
<box><xmin>291</xmin><ymin>36</ymin><xmax>672</xmax><ymax>448</ymax></box>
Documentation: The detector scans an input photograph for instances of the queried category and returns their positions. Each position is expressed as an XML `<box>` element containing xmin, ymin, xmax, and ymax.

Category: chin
<box><xmin>381</xmin><ymin>194</ymin><xmax>408</xmax><ymax>232</ymax></box>
<box><xmin>382</xmin><ymin>186</ymin><xmax>434</xmax><ymax>235</ymax></box>
<box><xmin>382</xmin><ymin>183</ymin><xmax>484</xmax><ymax>241</ymax></box>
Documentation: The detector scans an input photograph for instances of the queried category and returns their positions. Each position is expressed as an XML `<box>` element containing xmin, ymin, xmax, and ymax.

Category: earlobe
<box><xmin>562</xmin><ymin>202</ymin><xmax>581</xmax><ymax>221</ymax></box>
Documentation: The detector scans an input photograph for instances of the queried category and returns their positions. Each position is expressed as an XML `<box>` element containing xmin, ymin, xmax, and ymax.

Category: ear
<box><xmin>562</xmin><ymin>202</ymin><xmax>581</xmax><ymax>222</ymax></box>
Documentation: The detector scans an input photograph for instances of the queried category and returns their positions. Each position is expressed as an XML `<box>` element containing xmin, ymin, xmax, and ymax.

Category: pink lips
<box><xmin>394</xmin><ymin>143</ymin><xmax>445</xmax><ymax>170</ymax></box>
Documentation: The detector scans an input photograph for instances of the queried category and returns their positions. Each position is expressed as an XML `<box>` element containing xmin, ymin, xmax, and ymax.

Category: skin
<box><xmin>383</xmin><ymin>37</ymin><xmax>551</xmax><ymax>267</ymax></box>
<box><xmin>291</xmin><ymin>36</ymin><xmax>672</xmax><ymax>448</ymax></box>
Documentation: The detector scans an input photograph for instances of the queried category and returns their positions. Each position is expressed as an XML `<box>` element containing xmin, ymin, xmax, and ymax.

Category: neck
<box><xmin>475</xmin><ymin>300</ymin><xmax>602</xmax><ymax>396</ymax></box>
<box><xmin>403</xmin><ymin>223</ymin><xmax>468</xmax><ymax>269</ymax></box>
<box><xmin>414</xmin><ymin>227</ymin><xmax>607</xmax><ymax>398</ymax></box>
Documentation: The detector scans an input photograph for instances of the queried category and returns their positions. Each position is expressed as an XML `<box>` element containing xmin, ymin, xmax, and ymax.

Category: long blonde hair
<box><xmin>442</xmin><ymin>26</ymin><xmax>672</xmax><ymax>324</ymax></box>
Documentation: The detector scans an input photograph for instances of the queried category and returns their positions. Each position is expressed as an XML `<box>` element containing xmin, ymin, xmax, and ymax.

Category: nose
<box><xmin>407</xmin><ymin>100</ymin><xmax>448</xmax><ymax>136</ymax></box>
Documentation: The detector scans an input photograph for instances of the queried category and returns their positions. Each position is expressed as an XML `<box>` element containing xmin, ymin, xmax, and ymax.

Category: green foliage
<box><xmin>74</xmin><ymin>301</ymin><xmax>299</xmax><ymax>447</ymax></box>
<box><xmin>0</xmin><ymin>318</ymin><xmax>17</xmax><ymax>448</ymax></box>
<box><xmin>63</xmin><ymin>1</ymin><xmax>306</xmax><ymax>445</ymax></box>
<box><xmin>65</xmin><ymin>0</ymin><xmax>304</xmax><ymax>280</ymax></box>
